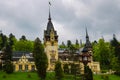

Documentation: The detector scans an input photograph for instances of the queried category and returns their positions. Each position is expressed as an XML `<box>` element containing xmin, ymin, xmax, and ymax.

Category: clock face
<box><xmin>51</xmin><ymin>37</ymin><xmax>54</xmax><ymax>41</ymax></box>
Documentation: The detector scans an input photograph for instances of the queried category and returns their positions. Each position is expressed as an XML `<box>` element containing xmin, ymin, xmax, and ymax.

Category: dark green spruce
<box><xmin>33</xmin><ymin>38</ymin><xmax>48</xmax><ymax>80</ymax></box>
<box><xmin>3</xmin><ymin>44</ymin><xmax>14</xmax><ymax>74</ymax></box>
<box><xmin>55</xmin><ymin>60</ymin><xmax>64</xmax><ymax>80</ymax></box>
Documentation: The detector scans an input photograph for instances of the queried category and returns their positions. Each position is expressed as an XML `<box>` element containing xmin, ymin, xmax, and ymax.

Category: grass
<box><xmin>94</xmin><ymin>74</ymin><xmax>120</xmax><ymax>80</ymax></box>
<box><xmin>0</xmin><ymin>71</ymin><xmax>39</xmax><ymax>80</ymax></box>
<box><xmin>0</xmin><ymin>71</ymin><xmax>120</xmax><ymax>80</ymax></box>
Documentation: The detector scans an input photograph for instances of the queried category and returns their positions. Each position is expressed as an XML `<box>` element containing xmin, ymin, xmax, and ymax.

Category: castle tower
<box><xmin>44</xmin><ymin>5</ymin><xmax>58</xmax><ymax>71</ymax></box>
<box><xmin>82</xmin><ymin>28</ymin><xmax>93</xmax><ymax>62</ymax></box>
<box><xmin>85</xmin><ymin>28</ymin><xmax>92</xmax><ymax>51</ymax></box>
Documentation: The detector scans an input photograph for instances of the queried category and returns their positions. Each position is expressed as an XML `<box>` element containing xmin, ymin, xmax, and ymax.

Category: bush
<box><xmin>27</xmin><ymin>74</ymin><xmax>32</xmax><ymax>78</ymax></box>
<box><xmin>101</xmin><ymin>75</ymin><xmax>109</xmax><ymax>80</ymax></box>
<box><xmin>2</xmin><ymin>75</ymin><xmax>6</xmax><ymax>78</ymax></box>
<box><xmin>55</xmin><ymin>61</ymin><xmax>64</xmax><ymax>80</ymax></box>
<box><xmin>3</xmin><ymin>61</ymin><xmax>14</xmax><ymax>74</ymax></box>
<box><xmin>114</xmin><ymin>71</ymin><xmax>120</xmax><ymax>76</ymax></box>
<box><xmin>101</xmin><ymin>70</ymin><xmax>107</xmax><ymax>73</ymax></box>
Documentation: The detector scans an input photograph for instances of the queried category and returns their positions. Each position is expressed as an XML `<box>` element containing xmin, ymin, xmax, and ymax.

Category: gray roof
<box><xmin>12</xmin><ymin>51</ymin><xmax>34</xmax><ymax>61</ymax></box>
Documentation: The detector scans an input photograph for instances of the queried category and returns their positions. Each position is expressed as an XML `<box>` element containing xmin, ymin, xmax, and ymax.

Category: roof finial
<box><xmin>48</xmin><ymin>1</ymin><xmax>51</xmax><ymax>21</ymax></box>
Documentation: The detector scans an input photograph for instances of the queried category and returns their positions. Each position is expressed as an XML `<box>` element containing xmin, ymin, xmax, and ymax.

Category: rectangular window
<box><xmin>25</xmin><ymin>65</ymin><xmax>28</xmax><ymax>71</ymax></box>
<box><xmin>19</xmin><ymin>65</ymin><xmax>22</xmax><ymax>71</ymax></box>
<box><xmin>31</xmin><ymin>65</ymin><xmax>35</xmax><ymax>71</ymax></box>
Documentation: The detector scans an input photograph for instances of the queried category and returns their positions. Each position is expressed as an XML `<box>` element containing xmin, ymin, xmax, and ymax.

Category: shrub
<box><xmin>114</xmin><ymin>71</ymin><xmax>120</xmax><ymax>76</ymax></box>
<box><xmin>2</xmin><ymin>75</ymin><xmax>6</xmax><ymax>78</ymax></box>
<box><xmin>27</xmin><ymin>74</ymin><xmax>32</xmax><ymax>78</ymax></box>
<box><xmin>101</xmin><ymin>75</ymin><xmax>109</xmax><ymax>80</ymax></box>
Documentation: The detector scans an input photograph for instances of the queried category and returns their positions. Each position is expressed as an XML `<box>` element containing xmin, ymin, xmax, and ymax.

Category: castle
<box><xmin>0</xmin><ymin>5</ymin><xmax>100</xmax><ymax>74</ymax></box>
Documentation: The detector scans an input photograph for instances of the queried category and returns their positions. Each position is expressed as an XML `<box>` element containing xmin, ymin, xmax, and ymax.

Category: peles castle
<box><xmin>0</xmin><ymin>7</ymin><xmax>100</xmax><ymax>74</ymax></box>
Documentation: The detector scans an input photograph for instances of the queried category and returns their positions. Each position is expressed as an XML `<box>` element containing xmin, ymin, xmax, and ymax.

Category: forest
<box><xmin>0</xmin><ymin>32</ymin><xmax>120</xmax><ymax>76</ymax></box>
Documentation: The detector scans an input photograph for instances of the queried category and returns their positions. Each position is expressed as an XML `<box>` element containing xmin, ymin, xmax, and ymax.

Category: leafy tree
<box><xmin>33</xmin><ymin>38</ymin><xmax>48</xmax><ymax>80</ymax></box>
<box><xmin>67</xmin><ymin>40</ymin><xmax>72</xmax><ymax>48</ymax></box>
<box><xmin>70</xmin><ymin>63</ymin><xmax>77</xmax><ymax>75</ymax></box>
<box><xmin>55</xmin><ymin>60</ymin><xmax>64</xmax><ymax>80</ymax></box>
<box><xmin>75</xmin><ymin>39</ymin><xmax>79</xmax><ymax>49</ymax></box>
<box><xmin>14</xmin><ymin>40</ymin><xmax>33</xmax><ymax>52</ymax></box>
<box><xmin>59</xmin><ymin>41</ymin><xmax>67</xmax><ymax>48</ymax></box>
<box><xmin>69</xmin><ymin>45</ymin><xmax>76</xmax><ymax>53</ymax></box>
<box><xmin>111</xmin><ymin>56</ymin><xmax>120</xmax><ymax>71</ymax></box>
<box><xmin>8</xmin><ymin>33</ymin><xmax>17</xmax><ymax>51</ymax></box>
<box><xmin>93</xmin><ymin>39</ymin><xmax>111</xmax><ymax>70</ymax></box>
<box><xmin>19</xmin><ymin>35</ymin><xmax>27</xmax><ymax>41</ymax></box>
<box><xmin>3</xmin><ymin>44</ymin><xmax>14</xmax><ymax>74</ymax></box>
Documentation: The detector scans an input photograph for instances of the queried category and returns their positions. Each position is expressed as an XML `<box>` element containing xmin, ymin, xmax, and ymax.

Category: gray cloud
<box><xmin>0</xmin><ymin>0</ymin><xmax>120</xmax><ymax>44</ymax></box>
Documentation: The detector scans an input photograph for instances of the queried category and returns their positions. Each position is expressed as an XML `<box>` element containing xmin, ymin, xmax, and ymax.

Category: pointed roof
<box><xmin>85</xmin><ymin>28</ymin><xmax>92</xmax><ymax>48</ymax></box>
<box><xmin>46</xmin><ymin>4</ymin><xmax>54</xmax><ymax>33</ymax></box>
<box><xmin>44</xmin><ymin>2</ymin><xmax>58</xmax><ymax>37</ymax></box>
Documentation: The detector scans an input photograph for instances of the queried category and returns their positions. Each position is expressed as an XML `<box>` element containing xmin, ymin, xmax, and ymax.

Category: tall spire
<box><xmin>85</xmin><ymin>27</ymin><xmax>92</xmax><ymax>48</ymax></box>
<box><xmin>46</xmin><ymin>1</ymin><xmax>55</xmax><ymax>35</ymax></box>
<box><xmin>86</xmin><ymin>27</ymin><xmax>89</xmax><ymax>38</ymax></box>
<box><xmin>48</xmin><ymin>1</ymin><xmax>51</xmax><ymax>21</ymax></box>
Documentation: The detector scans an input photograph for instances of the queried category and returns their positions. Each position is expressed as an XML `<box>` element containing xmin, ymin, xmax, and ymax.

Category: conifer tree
<box><xmin>33</xmin><ymin>38</ymin><xmax>48</xmax><ymax>80</ymax></box>
<box><xmin>67</xmin><ymin>40</ymin><xmax>72</xmax><ymax>48</ymax></box>
<box><xmin>110</xmin><ymin>34</ymin><xmax>120</xmax><ymax>75</ymax></box>
<box><xmin>63</xmin><ymin>64</ymin><xmax>69</xmax><ymax>74</ymax></box>
<box><xmin>0</xmin><ymin>33</ymin><xmax>7</xmax><ymax>50</ymax></box>
<box><xmin>55</xmin><ymin>60</ymin><xmax>64</xmax><ymax>80</ymax></box>
<box><xmin>84</xmin><ymin>66</ymin><xmax>93</xmax><ymax>80</ymax></box>
<box><xmin>110</xmin><ymin>34</ymin><xmax>120</xmax><ymax>62</ymax></box>
<box><xmin>3</xmin><ymin>44</ymin><xmax>14</xmax><ymax>74</ymax></box>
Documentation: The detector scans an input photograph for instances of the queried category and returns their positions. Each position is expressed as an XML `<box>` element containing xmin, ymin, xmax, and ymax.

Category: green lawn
<box><xmin>94</xmin><ymin>74</ymin><xmax>120</xmax><ymax>80</ymax></box>
<box><xmin>0</xmin><ymin>71</ymin><xmax>120</xmax><ymax>80</ymax></box>
<box><xmin>0</xmin><ymin>71</ymin><xmax>39</xmax><ymax>80</ymax></box>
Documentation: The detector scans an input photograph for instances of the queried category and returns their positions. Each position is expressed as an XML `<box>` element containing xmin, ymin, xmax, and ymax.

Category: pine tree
<box><xmin>20</xmin><ymin>35</ymin><xmax>27</xmax><ymax>41</ymax></box>
<box><xmin>0</xmin><ymin>33</ymin><xmax>7</xmax><ymax>50</ymax></box>
<box><xmin>67</xmin><ymin>40</ymin><xmax>72</xmax><ymax>48</ymax></box>
<box><xmin>63</xmin><ymin>64</ymin><xmax>69</xmax><ymax>74</ymax></box>
<box><xmin>9</xmin><ymin>33</ymin><xmax>17</xmax><ymax>46</ymax></box>
<box><xmin>110</xmin><ymin>34</ymin><xmax>120</xmax><ymax>63</ymax></box>
<box><xmin>75</xmin><ymin>39</ymin><xmax>79</xmax><ymax>49</ymax></box>
<box><xmin>110</xmin><ymin>35</ymin><xmax>120</xmax><ymax>75</ymax></box>
<box><xmin>84</xmin><ymin>66</ymin><xmax>93</xmax><ymax>80</ymax></box>
<box><xmin>55</xmin><ymin>60</ymin><xmax>64</xmax><ymax>80</ymax></box>
<box><xmin>33</xmin><ymin>38</ymin><xmax>48</xmax><ymax>80</ymax></box>
<box><xmin>3</xmin><ymin>44</ymin><xmax>14</xmax><ymax>74</ymax></box>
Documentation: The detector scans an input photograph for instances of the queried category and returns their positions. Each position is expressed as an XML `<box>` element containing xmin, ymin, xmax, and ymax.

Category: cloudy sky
<box><xmin>0</xmin><ymin>0</ymin><xmax>120</xmax><ymax>44</ymax></box>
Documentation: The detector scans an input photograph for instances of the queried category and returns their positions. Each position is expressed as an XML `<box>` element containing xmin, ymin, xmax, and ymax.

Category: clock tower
<box><xmin>44</xmin><ymin>8</ymin><xmax>58</xmax><ymax>71</ymax></box>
